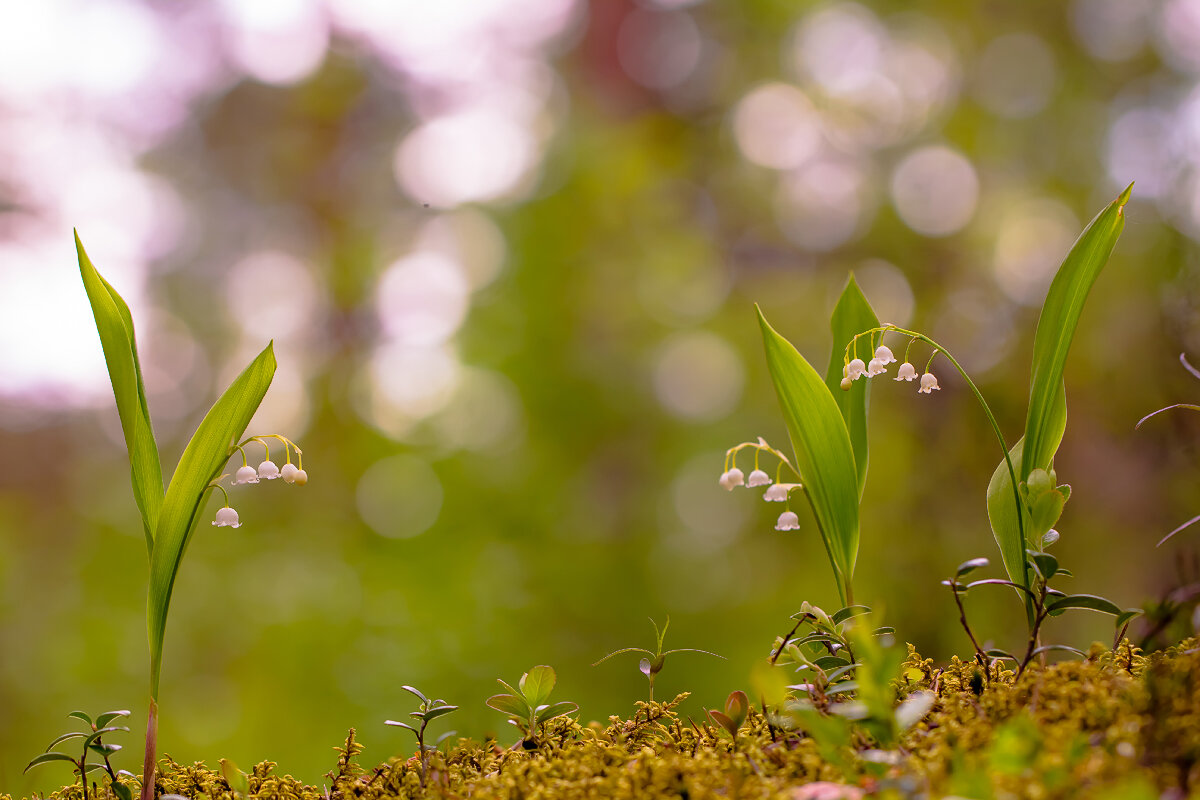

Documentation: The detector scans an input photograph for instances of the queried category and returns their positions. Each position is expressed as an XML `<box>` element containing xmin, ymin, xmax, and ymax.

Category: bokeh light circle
<box><xmin>890</xmin><ymin>145</ymin><xmax>979</xmax><ymax>237</ymax></box>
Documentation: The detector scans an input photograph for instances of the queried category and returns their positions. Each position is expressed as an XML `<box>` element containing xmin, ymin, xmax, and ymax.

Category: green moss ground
<box><xmin>12</xmin><ymin>639</ymin><xmax>1199</xmax><ymax>800</ymax></box>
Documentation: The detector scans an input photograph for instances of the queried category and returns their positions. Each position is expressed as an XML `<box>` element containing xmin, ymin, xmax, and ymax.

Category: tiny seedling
<box><xmin>707</xmin><ymin>690</ymin><xmax>749</xmax><ymax>750</ymax></box>
<box><xmin>769</xmin><ymin>602</ymin><xmax>892</xmax><ymax>704</ymax></box>
<box><xmin>485</xmin><ymin>665</ymin><xmax>578</xmax><ymax>748</ymax></box>
<box><xmin>385</xmin><ymin>685</ymin><xmax>458</xmax><ymax>788</ymax></box>
<box><xmin>24</xmin><ymin>709</ymin><xmax>134</xmax><ymax>800</ymax></box>
<box><xmin>592</xmin><ymin>617</ymin><xmax>723</xmax><ymax>701</ymax></box>
<box><xmin>943</xmin><ymin>553</ymin><xmax>1141</xmax><ymax>679</ymax></box>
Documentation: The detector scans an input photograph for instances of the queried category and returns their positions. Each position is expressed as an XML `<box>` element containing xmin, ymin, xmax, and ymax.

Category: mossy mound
<box><xmin>14</xmin><ymin>639</ymin><xmax>1199</xmax><ymax>800</ymax></box>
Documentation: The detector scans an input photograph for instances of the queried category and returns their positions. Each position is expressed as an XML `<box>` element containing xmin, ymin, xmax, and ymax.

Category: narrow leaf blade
<box><xmin>147</xmin><ymin>343</ymin><xmax>276</xmax><ymax>698</ymax></box>
<box><xmin>823</xmin><ymin>276</ymin><xmax>881</xmax><ymax>498</ymax></box>
<box><xmin>758</xmin><ymin>306</ymin><xmax>861</xmax><ymax>600</ymax></box>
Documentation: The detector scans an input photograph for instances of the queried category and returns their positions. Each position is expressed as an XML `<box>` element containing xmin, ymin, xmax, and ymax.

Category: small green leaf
<box><xmin>401</xmin><ymin>685</ymin><xmax>429</xmax><ymax>704</ymax></box>
<box><xmin>485</xmin><ymin>693</ymin><xmax>529</xmax><ymax>718</ymax></box>
<box><xmin>534</xmin><ymin>701</ymin><xmax>578</xmax><ymax>723</ymax></box>
<box><xmin>24</xmin><ymin>752</ymin><xmax>78</xmax><ymax>772</ymax></box>
<box><xmin>813</xmin><ymin>655</ymin><xmax>850</xmax><ymax>671</ymax></box>
<box><xmin>708</xmin><ymin>710</ymin><xmax>737</xmax><ymax>738</ymax></box>
<box><xmin>824</xmin><ymin>663</ymin><xmax>860</xmax><ymax>683</ymax></box>
<box><xmin>1046</xmin><ymin>594</ymin><xmax>1122</xmax><ymax>616</ymax></box>
<box><xmin>219</xmin><ymin>758</ymin><xmax>249</xmax><ymax>796</ymax></box>
<box><xmin>955</xmin><ymin>558</ymin><xmax>990</xmax><ymax>578</ymax></box>
<box><xmin>1028</xmin><ymin>551</ymin><xmax>1059</xmax><ymax>581</ymax></box>
<box><xmin>112</xmin><ymin>780</ymin><xmax>134</xmax><ymax>800</ymax></box>
<box><xmin>1030</xmin><ymin>644</ymin><xmax>1087</xmax><ymax>659</ymax></box>
<box><xmin>67</xmin><ymin>710</ymin><xmax>93</xmax><ymax>726</ymax></box>
<box><xmin>985</xmin><ymin>649</ymin><xmax>1018</xmax><ymax>662</ymax></box>
<box><xmin>421</xmin><ymin>705</ymin><xmax>458</xmax><ymax>722</ymax></box>
<box><xmin>831</xmin><ymin>605</ymin><xmax>872</xmax><ymax>625</ymax></box>
<box><xmin>520</xmin><ymin>665</ymin><xmax>556</xmax><ymax>707</ymax></box>
<box><xmin>826</xmin><ymin>681</ymin><xmax>858</xmax><ymax>695</ymax></box>
<box><xmin>724</xmin><ymin>690</ymin><xmax>749</xmax><ymax>729</ymax></box>
<box><xmin>95</xmin><ymin>710</ymin><xmax>131</xmax><ymax>730</ymax></box>
<box><xmin>385</xmin><ymin>720</ymin><xmax>417</xmax><ymax>733</ymax></box>
<box><xmin>592</xmin><ymin>647</ymin><xmax>653</xmax><ymax>666</ymax></box>
<box><xmin>87</xmin><ymin>742</ymin><xmax>122</xmax><ymax>755</ymax></box>
<box><xmin>47</xmin><ymin>732</ymin><xmax>89</xmax><ymax>749</ymax></box>
<box><xmin>1116</xmin><ymin>609</ymin><xmax>1143</xmax><ymax>630</ymax></box>
<box><xmin>435</xmin><ymin>730</ymin><xmax>457</xmax><ymax>746</ymax></box>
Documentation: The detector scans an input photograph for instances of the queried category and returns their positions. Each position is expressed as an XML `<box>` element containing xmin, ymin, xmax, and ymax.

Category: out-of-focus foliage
<box><xmin>2</xmin><ymin>1</ymin><xmax>1200</xmax><ymax>794</ymax></box>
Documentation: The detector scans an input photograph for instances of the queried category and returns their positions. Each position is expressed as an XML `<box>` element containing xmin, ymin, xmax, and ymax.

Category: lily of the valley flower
<box><xmin>894</xmin><ymin>362</ymin><xmax>918</xmax><ymax>382</ymax></box>
<box><xmin>775</xmin><ymin>511</ymin><xmax>800</xmax><ymax>531</ymax></box>
<box><xmin>763</xmin><ymin>483</ymin><xmax>799</xmax><ymax>502</ymax></box>
<box><xmin>281</xmin><ymin>463</ymin><xmax>308</xmax><ymax>485</ymax></box>
<box><xmin>212</xmin><ymin>506</ymin><xmax>241</xmax><ymax>528</ymax></box>
<box><xmin>866</xmin><ymin>357</ymin><xmax>888</xmax><ymax>377</ymax></box>
<box><xmin>846</xmin><ymin>358</ymin><xmax>867</xmax><ymax>381</ymax></box>
<box><xmin>747</xmin><ymin>469</ymin><xmax>772</xmax><ymax>487</ymax></box>
<box><xmin>874</xmin><ymin>345</ymin><xmax>896</xmax><ymax>365</ymax></box>
<box><xmin>233</xmin><ymin>465</ymin><xmax>259</xmax><ymax>485</ymax></box>
<box><xmin>257</xmin><ymin>460</ymin><xmax>281</xmax><ymax>480</ymax></box>
<box><xmin>719</xmin><ymin>468</ymin><xmax>745</xmax><ymax>490</ymax></box>
<box><xmin>919</xmin><ymin>372</ymin><xmax>940</xmax><ymax>393</ymax></box>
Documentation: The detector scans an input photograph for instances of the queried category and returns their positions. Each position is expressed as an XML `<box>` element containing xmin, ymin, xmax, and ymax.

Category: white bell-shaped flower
<box><xmin>281</xmin><ymin>463</ymin><xmax>300</xmax><ymax>483</ymax></box>
<box><xmin>894</xmin><ymin>362</ymin><xmax>918</xmax><ymax>382</ymax></box>
<box><xmin>775</xmin><ymin>511</ymin><xmax>801</xmax><ymax>531</ymax></box>
<box><xmin>719</xmin><ymin>467</ymin><xmax>745</xmax><ymax>490</ymax></box>
<box><xmin>763</xmin><ymin>483</ymin><xmax>798</xmax><ymax>502</ymax></box>
<box><xmin>866</xmin><ymin>357</ymin><xmax>887</xmax><ymax>377</ymax></box>
<box><xmin>233</xmin><ymin>465</ymin><xmax>259</xmax><ymax>485</ymax></box>
<box><xmin>846</xmin><ymin>358</ymin><xmax>867</xmax><ymax>381</ymax></box>
<box><xmin>212</xmin><ymin>506</ymin><xmax>241</xmax><ymax>528</ymax></box>
<box><xmin>258</xmin><ymin>460</ymin><xmax>281</xmax><ymax>480</ymax></box>
<box><xmin>918</xmin><ymin>372</ymin><xmax>940</xmax><ymax>394</ymax></box>
<box><xmin>874</xmin><ymin>345</ymin><xmax>896</xmax><ymax>365</ymax></box>
<box><xmin>747</xmin><ymin>469</ymin><xmax>772</xmax><ymax>487</ymax></box>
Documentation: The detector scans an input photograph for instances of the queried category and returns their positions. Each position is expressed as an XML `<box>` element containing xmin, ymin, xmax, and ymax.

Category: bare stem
<box><xmin>140</xmin><ymin>699</ymin><xmax>157</xmax><ymax>800</ymax></box>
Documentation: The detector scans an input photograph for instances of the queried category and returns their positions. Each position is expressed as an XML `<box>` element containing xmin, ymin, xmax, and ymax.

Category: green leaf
<box><xmin>1046</xmin><ymin>593</ymin><xmax>1122</xmax><ymax>616</ymax></box>
<box><xmin>1024</xmin><ymin>470</ymin><xmax>1068</xmax><ymax>543</ymax></box>
<box><xmin>708</xmin><ymin>710</ymin><xmax>737</xmax><ymax>737</ymax></box>
<box><xmin>421</xmin><ymin>705</ymin><xmax>458</xmax><ymax>722</ymax></box>
<box><xmin>67</xmin><ymin>710</ymin><xmax>93</xmax><ymax>726</ymax></box>
<box><xmin>384</xmin><ymin>720</ymin><xmax>417</xmax><ymax>733</ymax></box>
<box><xmin>758</xmin><ymin>306</ymin><xmax>861</xmax><ymax>603</ymax></box>
<box><xmin>955</xmin><ymin>558</ymin><xmax>990</xmax><ymax>578</ymax></box>
<box><xmin>1116</xmin><ymin>609</ymin><xmax>1143</xmax><ymax>630</ymax></box>
<box><xmin>47</xmin><ymin>731</ymin><xmax>89</xmax><ymax>749</ymax></box>
<box><xmin>24</xmin><ymin>752</ymin><xmax>78</xmax><ymax>773</ymax></box>
<box><xmin>724</xmin><ymin>690</ymin><xmax>749</xmax><ymax>729</ymax></box>
<box><xmin>485</xmin><ymin>693</ymin><xmax>529</xmax><ymax>718</ymax></box>
<box><xmin>831</xmin><ymin>605</ymin><xmax>872</xmax><ymax>625</ymax></box>
<box><xmin>112</xmin><ymin>780</ymin><xmax>134</xmax><ymax>800</ymax></box>
<box><xmin>534</xmin><ymin>701</ymin><xmax>578</xmax><ymax>723</ymax></box>
<box><xmin>77</xmin><ymin>234</ymin><xmax>164</xmax><ymax>553</ymax></box>
<box><xmin>519</xmin><ymin>665</ymin><xmax>556</xmax><ymax>707</ymax></box>
<box><xmin>147</xmin><ymin>342</ymin><xmax>276</xmax><ymax>698</ymax></box>
<box><xmin>591</xmin><ymin>647</ymin><xmax>652</xmax><ymax>666</ymax></box>
<box><xmin>1028</xmin><ymin>551</ymin><xmax>1059</xmax><ymax>581</ymax></box>
<box><xmin>823</xmin><ymin>276</ymin><xmax>881</xmax><ymax>498</ymax></box>
<box><xmin>1030</xmin><ymin>644</ymin><xmax>1087</xmax><ymax>659</ymax></box>
<box><xmin>401</xmin><ymin>685</ymin><xmax>428</xmax><ymax>704</ymax></box>
<box><xmin>95</xmin><ymin>710</ymin><xmax>131</xmax><ymax>730</ymax></box>
<box><xmin>1022</xmin><ymin>186</ymin><xmax>1129</xmax><ymax>483</ymax></box>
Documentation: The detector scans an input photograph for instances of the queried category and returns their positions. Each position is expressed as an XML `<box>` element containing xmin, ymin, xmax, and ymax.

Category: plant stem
<box><xmin>947</xmin><ymin>583</ymin><xmax>990</xmax><ymax>685</ymax></box>
<box><xmin>140</xmin><ymin>699</ymin><xmax>157</xmax><ymax>800</ymax></box>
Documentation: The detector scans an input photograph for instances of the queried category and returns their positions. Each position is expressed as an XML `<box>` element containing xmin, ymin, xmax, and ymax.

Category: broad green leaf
<box><xmin>759</xmin><ymin>306</ymin><xmax>861</xmax><ymax>603</ymax></box>
<box><xmin>77</xmin><ymin>234</ymin><xmax>164</xmax><ymax>552</ymax></box>
<box><xmin>823</xmin><ymin>276</ymin><xmax>880</xmax><ymax>498</ymax></box>
<box><xmin>147</xmin><ymin>343</ymin><xmax>276</xmax><ymax>698</ymax></box>
<box><xmin>1046</xmin><ymin>593</ymin><xmax>1123</xmax><ymax>616</ymax></box>
<box><xmin>520</xmin><ymin>665</ymin><xmax>556</xmax><ymax>707</ymax></box>
<box><xmin>1022</xmin><ymin>185</ymin><xmax>1129</xmax><ymax>479</ymax></box>
<box><xmin>67</xmin><ymin>710</ymin><xmax>93</xmax><ymax>725</ymax></box>
<box><xmin>485</xmin><ymin>693</ymin><xmax>528</xmax><ymax>718</ymax></box>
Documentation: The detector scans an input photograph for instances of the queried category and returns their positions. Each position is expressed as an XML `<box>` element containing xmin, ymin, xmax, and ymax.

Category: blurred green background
<box><xmin>3</xmin><ymin>0</ymin><xmax>1200</xmax><ymax>794</ymax></box>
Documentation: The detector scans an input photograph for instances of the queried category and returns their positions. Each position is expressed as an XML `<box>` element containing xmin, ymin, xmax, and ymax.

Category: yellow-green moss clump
<box><xmin>12</xmin><ymin>640</ymin><xmax>1199</xmax><ymax>800</ymax></box>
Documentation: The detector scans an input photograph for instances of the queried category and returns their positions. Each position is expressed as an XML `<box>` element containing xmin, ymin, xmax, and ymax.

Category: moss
<box><xmin>15</xmin><ymin>641</ymin><xmax>1200</xmax><ymax>800</ymax></box>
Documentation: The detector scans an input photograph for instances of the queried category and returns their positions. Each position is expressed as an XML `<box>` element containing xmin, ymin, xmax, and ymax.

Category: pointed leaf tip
<box><xmin>1118</xmin><ymin>183</ymin><xmax>1133</xmax><ymax>207</ymax></box>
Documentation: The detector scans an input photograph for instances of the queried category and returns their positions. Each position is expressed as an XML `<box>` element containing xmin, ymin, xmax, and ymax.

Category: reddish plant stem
<box><xmin>140</xmin><ymin>699</ymin><xmax>157</xmax><ymax>800</ymax></box>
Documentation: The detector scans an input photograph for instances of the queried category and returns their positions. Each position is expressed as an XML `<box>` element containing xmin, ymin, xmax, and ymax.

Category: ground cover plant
<box><xmin>10</xmin><ymin>189</ymin><xmax>1200</xmax><ymax>800</ymax></box>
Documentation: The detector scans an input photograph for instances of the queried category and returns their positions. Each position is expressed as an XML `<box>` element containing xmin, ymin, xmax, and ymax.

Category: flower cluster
<box><xmin>718</xmin><ymin>437</ymin><xmax>805</xmax><ymax>532</ymax></box>
<box><xmin>840</xmin><ymin>342</ymin><xmax>940</xmax><ymax>394</ymax></box>
<box><xmin>212</xmin><ymin>434</ymin><xmax>306</xmax><ymax>528</ymax></box>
